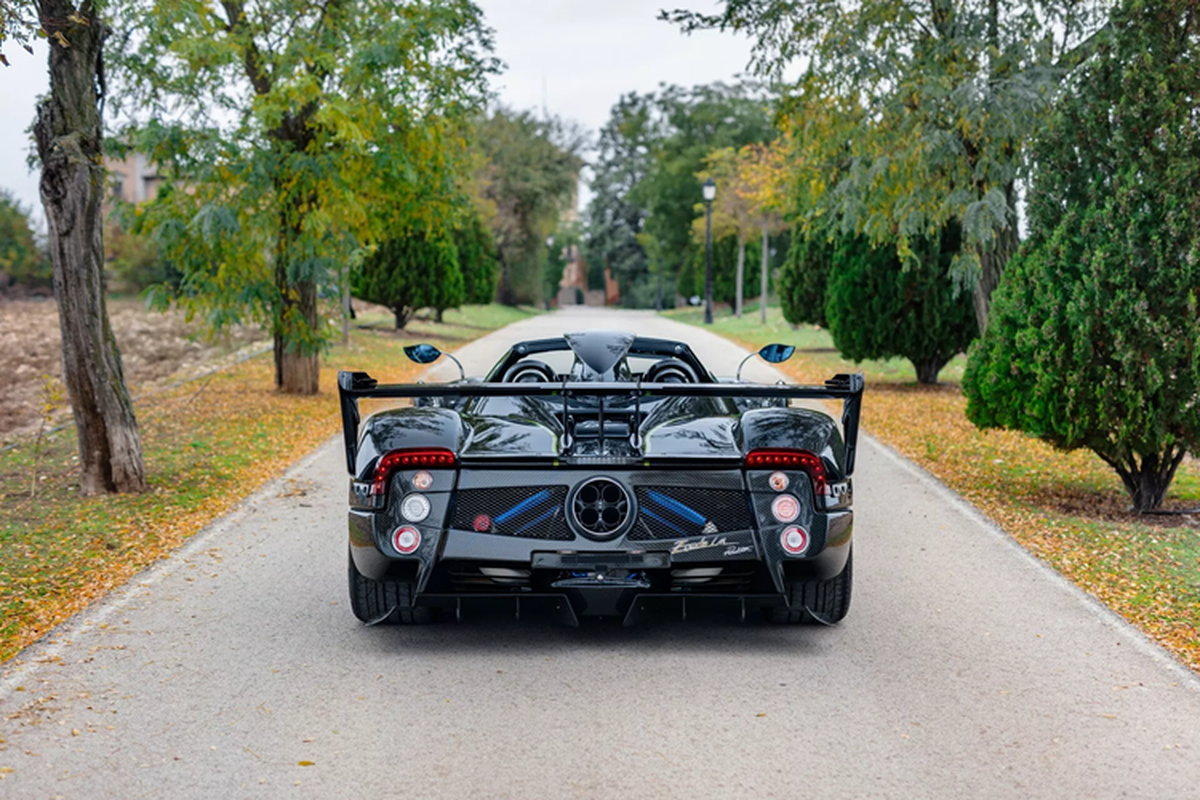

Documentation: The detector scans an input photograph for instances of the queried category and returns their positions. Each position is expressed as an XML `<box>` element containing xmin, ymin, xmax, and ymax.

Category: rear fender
<box><xmin>354</xmin><ymin>407</ymin><xmax>465</xmax><ymax>479</ymax></box>
<box><xmin>736</xmin><ymin>407</ymin><xmax>847</xmax><ymax>477</ymax></box>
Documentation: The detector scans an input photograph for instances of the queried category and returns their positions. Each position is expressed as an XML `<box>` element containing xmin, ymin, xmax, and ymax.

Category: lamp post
<box><xmin>702</xmin><ymin>177</ymin><xmax>716</xmax><ymax>324</ymax></box>
<box><xmin>545</xmin><ymin>235</ymin><xmax>555</xmax><ymax>311</ymax></box>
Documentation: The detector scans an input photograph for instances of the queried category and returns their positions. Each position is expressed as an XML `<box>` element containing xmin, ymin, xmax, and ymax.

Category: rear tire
<box><xmin>771</xmin><ymin>548</ymin><xmax>852</xmax><ymax>624</ymax></box>
<box><xmin>348</xmin><ymin>546</ymin><xmax>432</xmax><ymax>625</ymax></box>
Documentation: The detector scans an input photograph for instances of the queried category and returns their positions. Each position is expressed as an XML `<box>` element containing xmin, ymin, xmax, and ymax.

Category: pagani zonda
<box><xmin>337</xmin><ymin>330</ymin><xmax>863</xmax><ymax>626</ymax></box>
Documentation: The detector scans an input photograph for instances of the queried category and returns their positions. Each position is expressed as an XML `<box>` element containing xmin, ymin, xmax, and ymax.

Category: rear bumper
<box><xmin>349</xmin><ymin>507</ymin><xmax>852</xmax><ymax>618</ymax></box>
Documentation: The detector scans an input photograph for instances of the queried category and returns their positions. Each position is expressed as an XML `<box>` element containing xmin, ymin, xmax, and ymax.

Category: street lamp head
<box><xmin>702</xmin><ymin>177</ymin><xmax>717</xmax><ymax>202</ymax></box>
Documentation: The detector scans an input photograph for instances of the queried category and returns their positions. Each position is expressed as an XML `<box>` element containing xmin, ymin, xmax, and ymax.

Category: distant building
<box><xmin>106</xmin><ymin>152</ymin><xmax>161</xmax><ymax>204</ymax></box>
<box><xmin>557</xmin><ymin>244</ymin><xmax>619</xmax><ymax>307</ymax></box>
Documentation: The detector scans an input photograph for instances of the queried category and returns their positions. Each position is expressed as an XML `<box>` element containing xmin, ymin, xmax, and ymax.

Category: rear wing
<box><xmin>337</xmin><ymin>370</ymin><xmax>864</xmax><ymax>475</ymax></box>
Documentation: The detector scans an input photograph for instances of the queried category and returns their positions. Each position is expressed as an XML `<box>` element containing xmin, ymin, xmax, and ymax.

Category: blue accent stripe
<box><xmin>516</xmin><ymin>507</ymin><xmax>558</xmax><ymax>534</ymax></box>
<box><xmin>641</xmin><ymin>507</ymin><xmax>685</xmax><ymax>535</ymax></box>
<box><xmin>494</xmin><ymin>489</ymin><xmax>552</xmax><ymax>524</ymax></box>
<box><xmin>646</xmin><ymin>490</ymin><xmax>706</xmax><ymax>525</ymax></box>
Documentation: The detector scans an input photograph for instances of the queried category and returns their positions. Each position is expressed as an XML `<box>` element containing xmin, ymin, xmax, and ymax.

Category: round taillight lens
<box><xmin>768</xmin><ymin>471</ymin><xmax>789</xmax><ymax>491</ymax></box>
<box><xmin>473</xmin><ymin>514</ymin><xmax>491</xmax><ymax>532</ymax></box>
<box><xmin>393</xmin><ymin>526</ymin><xmax>421</xmax><ymax>554</ymax></box>
<box><xmin>412</xmin><ymin>470</ymin><xmax>433</xmax><ymax>490</ymax></box>
<box><xmin>781</xmin><ymin>526</ymin><xmax>809</xmax><ymax>554</ymax></box>
<box><xmin>771</xmin><ymin>494</ymin><xmax>800</xmax><ymax>523</ymax></box>
<box><xmin>401</xmin><ymin>493</ymin><xmax>431</xmax><ymax>523</ymax></box>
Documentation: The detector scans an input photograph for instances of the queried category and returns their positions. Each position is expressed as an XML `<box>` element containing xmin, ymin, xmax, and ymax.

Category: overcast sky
<box><xmin>0</xmin><ymin>1</ymin><xmax>757</xmax><ymax>226</ymax></box>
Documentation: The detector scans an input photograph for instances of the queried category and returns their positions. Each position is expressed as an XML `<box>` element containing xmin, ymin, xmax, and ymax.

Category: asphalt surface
<box><xmin>3</xmin><ymin>307</ymin><xmax>1199</xmax><ymax>799</ymax></box>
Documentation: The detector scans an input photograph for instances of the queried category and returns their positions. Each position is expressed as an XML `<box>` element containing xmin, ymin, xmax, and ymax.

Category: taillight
<box><xmin>745</xmin><ymin>449</ymin><xmax>828</xmax><ymax>495</ymax></box>
<box><xmin>781</xmin><ymin>526</ymin><xmax>809</xmax><ymax>554</ymax></box>
<box><xmin>771</xmin><ymin>494</ymin><xmax>800</xmax><ymax>523</ymax></box>
<box><xmin>392</xmin><ymin>526</ymin><xmax>421</xmax><ymax>554</ymax></box>
<box><xmin>370</xmin><ymin>448</ymin><xmax>456</xmax><ymax>496</ymax></box>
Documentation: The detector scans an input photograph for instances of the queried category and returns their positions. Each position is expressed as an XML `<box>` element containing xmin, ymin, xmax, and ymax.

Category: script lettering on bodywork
<box><xmin>670</xmin><ymin>536</ymin><xmax>730</xmax><ymax>555</ymax></box>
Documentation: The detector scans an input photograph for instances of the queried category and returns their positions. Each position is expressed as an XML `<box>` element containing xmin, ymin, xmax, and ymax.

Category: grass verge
<box><xmin>666</xmin><ymin>302</ymin><xmax>1200</xmax><ymax>672</ymax></box>
<box><xmin>0</xmin><ymin>303</ymin><xmax>539</xmax><ymax>662</ymax></box>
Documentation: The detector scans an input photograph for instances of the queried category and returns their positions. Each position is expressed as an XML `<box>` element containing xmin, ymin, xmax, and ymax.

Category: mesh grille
<box><xmin>631</xmin><ymin>487</ymin><xmax>754</xmax><ymax>540</ymax></box>
<box><xmin>451</xmin><ymin>486</ymin><xmax>572</xmax><ymax>540</ymax></box>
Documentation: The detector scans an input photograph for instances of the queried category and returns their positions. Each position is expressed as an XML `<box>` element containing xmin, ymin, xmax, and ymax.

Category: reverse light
<box><xmin>768</xmin><ymin>471</ymin><xmax>789</xmax><ymax>491</ymax></box>
<box><xmin>781</xmin><ymin>526</ymin><xmax>809</xmax><ymax>554</ymax></box>
<box><xmin>771</xmin><ymin>494</ymin><xmax>800</xmax><ymax>523</ymax></box>
<box><xmin>745</xmin><ymin>449</ymin><xmax>828</xmax><ymax>496</ymax></box>
<box><xmin>401</xmin><ymin>493</ymin><xmax>431</xmax><ymax>523</ymax></box>
<box><xmin>392</xmin><ymin>526</ymin><xmax>421</xmax><ymax>554</ymax></box>
<box><xmin>370</xmin><ymin>448</ymin><xmax>455</xmax><ymax>496</ymax></box>
<box><xmin>412</xmin><ymin>470</ymin><xmax>434</xmax><ymax>490</ymax></box>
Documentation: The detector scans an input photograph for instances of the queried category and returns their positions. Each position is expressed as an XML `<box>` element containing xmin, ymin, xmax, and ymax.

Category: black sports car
<box><xmin>337</xmin><ymin>330</ymin><xmax>863</xmax><ymax>626</ymax></box>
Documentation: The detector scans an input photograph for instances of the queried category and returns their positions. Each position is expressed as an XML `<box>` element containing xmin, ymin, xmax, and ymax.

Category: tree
<box><xmin>585</xmin><ymin>82</ymin><xmax>776</xmax><ymax>307</ymax></box>
<box><xmin>430</xmin><ymin>242</ymin><xmax>465</xmax><ymax>324</ymax></box>
<box><xmin>825</xmin><ymin>228</ymin><xmax>976</xmax><ymax>385</ymax></box>
<box><xmin>27</xmin><ymin>1</ymin><xmax>147</xmax><ymax>495</ymax></box>
<box><xmin>736</xmin><ymin>141</ymin><xmax>789</xmax><ymax>322</ymax></box>
<box><xmin>542</xmin><ymin>220</ymin><xmax>579</xmax><ymax>309</ymax></box>
<box><xmin>666</xmin><ymin>0</ymin><xmax>1112</xmax><ymax>332</ymax></box>
<box><xmin>963</xmin><ymin>0</ymin><xmax>1200</xmax><ymax>512</ymax></box>
<box><xmin>777</xmin><ymin>232</ymin><xmax>831</xmax><ymax>328</ymax></box>
<box><xmin>0</xmin><ymin>188</ymin><xmax>49</xmax><ymax>287</ymax></box>
<box><xmin>113</xmin><ymin>0</ymin><xmax>494</xmax><ymax>393</ymax></box>
<box><xmin>353</xmin><ymin>223</ymin><xmax>461</xmax><ymax>329</ymax></box>
<box><xmin>639</xmin><ymin>83</ymin><xmax>776</xmax><ymax>305</ymax></box>
<box><xmin>453</xmin><ymin>210</ymin><xmax>499</xmax><ymax>305</ymax></box>
<box><xmin>584</xmin><ymin>92</ymin><xmax>657</xmax><ymax>303</ymax></box>
<box><xmin>694</xmin><ymin>147</ymin><xmax>755</xmax><ymax>317</ymax></box>
<box><xmin>474</xmin><ymin>108</ymin><xmax>583</xmax><ymax>306</ymax></box>
<box><xmin>679</xmin><ymin>233</ymin><xmax>761</xmax><ymax>307</ymax></box>
<box><xmin>0</xmin><ymin>0</ymin><xmax>36</xmax><ymax>66</ymax></box>
<box><xmin>693</xmin><ymin>143</ymin><xmax>787</xmax><ymax>317</ymax></box>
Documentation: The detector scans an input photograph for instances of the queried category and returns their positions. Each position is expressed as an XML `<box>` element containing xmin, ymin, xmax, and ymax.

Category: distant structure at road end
<box><xmin>558</xmin><ymin>244</ymin><xmax>619</xmax><ymax>307</ymax></box>
<box><xmin>106</xmin><ymin>152</ymin><xmax>161</xmax><ymax>205</ymax></box>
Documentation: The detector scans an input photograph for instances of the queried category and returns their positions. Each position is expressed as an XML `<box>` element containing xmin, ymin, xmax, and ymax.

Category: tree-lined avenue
<box><xmin>2</xmin><ymin>308</ymin><xmax>1198</xmax><ymax>798</ymax></box>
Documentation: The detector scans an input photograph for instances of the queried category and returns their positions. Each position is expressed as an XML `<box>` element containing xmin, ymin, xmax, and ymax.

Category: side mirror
<box><xmin>403</xmin><ymin>343</ymin><xmax>465</xmax><ymax>380</ymax></box>
<box><xmin>758</xmin><ymin>343</ymin><xmax>795</xmax><ymax>364</ymax></box>
<box><xmin>736</xmin><ymin>343</ymin><xmax>797</xmax><ymax>380</ymax></box>
<box><xmin>404</xmin><ymin>344</ymin><xmax>443</xmax><ymax>364</ymax></box>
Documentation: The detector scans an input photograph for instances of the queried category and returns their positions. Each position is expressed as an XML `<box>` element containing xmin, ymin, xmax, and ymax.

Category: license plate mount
<box><xmin>532</xmin><ymin>552</ymin><xmax>670</xmax><ymax>571</ymax></box>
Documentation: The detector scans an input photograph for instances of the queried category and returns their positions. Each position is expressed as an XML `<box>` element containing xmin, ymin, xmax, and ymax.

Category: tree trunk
<box><xmin>271</xmin><ymin>271</ymin><xmax>319</xmax><ymax>394</ymax></box>
<box><xmin>341</xmin><ymin>261</ymin><xmax>350</xmax><ymax>346</ymax></box>
<box><xmin>436</xmin><ymin>307</ymin><xmax>445</xmax><ymax>323</ymax></box>
<box><xmin>760</xmin><ymin>224</ymin><xmax>769</xmax><ymax>324</ymax></box>
<box><xmin>1105</xmin><ymin>448</ymin><xmax>1186</xmax><ymax>513</ymax></box>
<box><xmin>393</xmin><ymin>306</ymin><xmax>409</xmax><ymax>329</ymax></box>
<box><xmin>34</xmin><ymin>1</ymin><xmax>147</xmax><ymax>496</ymax></box>
<box><xmin>272</xmin><ymin>194</ymin><xmax>319</xmax><ymax>395</ymax></box>
<box><xmin>496</xmin><ymin>250</ymin><xmax>515</xmax><ymax>306</ymax></box>
<box><xmin>973</xmin><ymin>220</ymin><xmax>1018</xmax><ymax>335</ymax></box>
<box><xmin>913</xmin><ymin>357</ymin><xmax>946</xmax><ymax>386</ymax></box>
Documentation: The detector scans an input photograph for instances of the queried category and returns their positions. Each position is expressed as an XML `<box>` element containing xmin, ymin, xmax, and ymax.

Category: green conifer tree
<box><xmin>778</xmin><ymin>233</ymin><xmax>832</xmax><ymax>327</ymax></box>
<box><xmin>354</xmin><ymin>225</ymin><xmax>462</xmax><ymax>329</ymax></box>
<box><xmin>963</xmin><ymin>0</ymin><xmax>1200</xmax><ymax>512</ymax></box>
<box><xmin>825</xmin><ymin>228</ymin><xmax>976</xmax><ymax>385</ymax></box>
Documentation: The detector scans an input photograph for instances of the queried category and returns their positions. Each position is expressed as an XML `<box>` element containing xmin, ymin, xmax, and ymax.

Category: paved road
<box><xmin>3</xmin><ymin>308</ymin><xmax>1199</xmax><ymax>799</ymax></box>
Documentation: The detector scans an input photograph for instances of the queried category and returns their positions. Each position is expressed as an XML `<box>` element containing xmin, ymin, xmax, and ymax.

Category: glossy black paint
<box><xmin>338</xmin><ymin>332</ymin><xmax>864</xmax><ymax>621</ymax></box>
<box><xmin>564</xmin><ymin>330</ymin><xmax>636</xmax><ymax>378</ymax></box>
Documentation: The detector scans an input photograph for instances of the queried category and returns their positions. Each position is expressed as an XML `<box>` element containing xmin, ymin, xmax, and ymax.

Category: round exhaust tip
<box><xmin>568</xmin><ymin>477</ymin><xmax>634</xmax><ymax>540</ymax></box>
